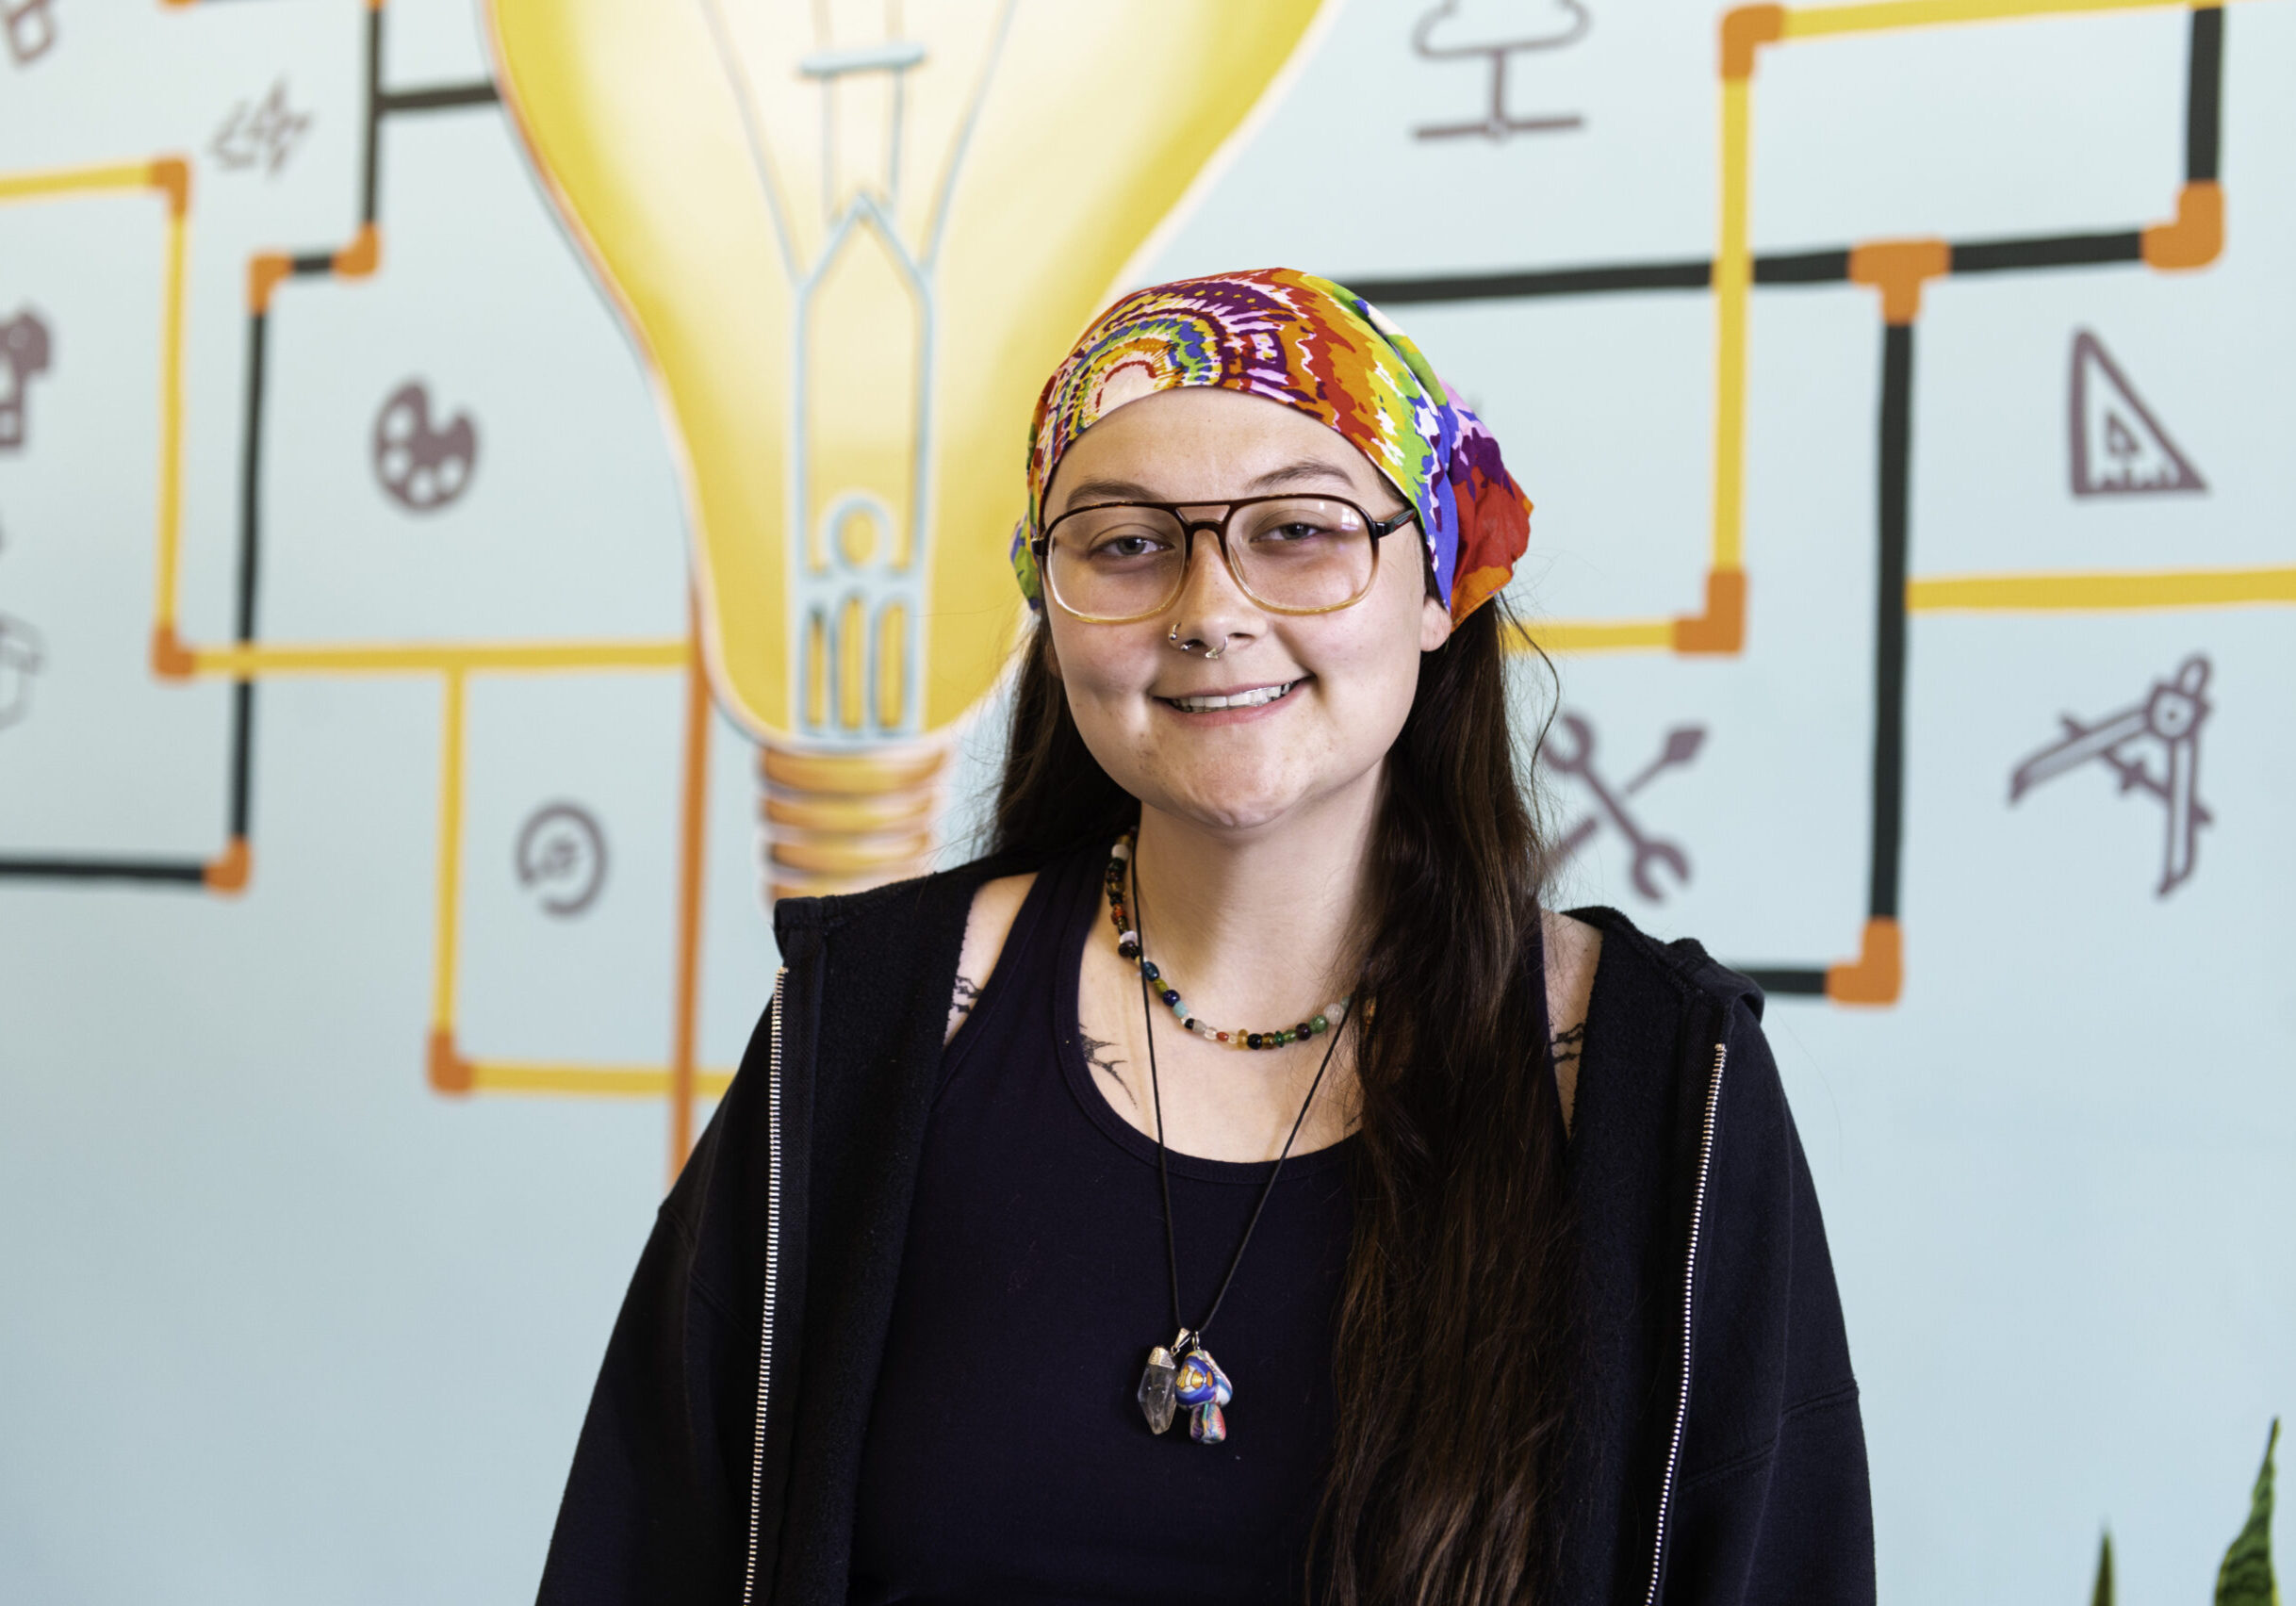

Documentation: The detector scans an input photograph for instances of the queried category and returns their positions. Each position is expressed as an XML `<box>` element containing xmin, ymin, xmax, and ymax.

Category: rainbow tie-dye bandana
<box><xmin>1009</xmin><ymin>267</ymin><xmax>1532</xmax><ymax>626</ymax></box>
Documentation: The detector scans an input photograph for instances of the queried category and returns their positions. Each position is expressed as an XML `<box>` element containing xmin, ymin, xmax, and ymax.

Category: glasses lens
<box><xmin>1045</xmin><ymin>505</ymin><xmax>1186</xmax><ymax>619</ymax></box>
<box><xmin>1229</xmin><ymin>498</ymin><xmax>1377</xmax><ymax>612</ymax></box>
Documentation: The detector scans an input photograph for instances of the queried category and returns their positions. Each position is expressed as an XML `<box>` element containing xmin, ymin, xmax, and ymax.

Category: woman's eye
<box><xmin>1089</xmin><ymin>533</ymin><xmax>1169</xmax><ymax>560</ymax></box>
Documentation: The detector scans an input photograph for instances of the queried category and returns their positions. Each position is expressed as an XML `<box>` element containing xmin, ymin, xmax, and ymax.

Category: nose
<box><xmin>1165</xmin><ymin>517</ymin><xmax>1263</xmax><ymax>657</ymax></box>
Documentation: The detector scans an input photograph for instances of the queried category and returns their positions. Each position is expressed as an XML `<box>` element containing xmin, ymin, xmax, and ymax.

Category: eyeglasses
<box><xmin>1032</xmin><ymin>495</ymin><xmax>1420</xmax><ymax>624</ymax></box>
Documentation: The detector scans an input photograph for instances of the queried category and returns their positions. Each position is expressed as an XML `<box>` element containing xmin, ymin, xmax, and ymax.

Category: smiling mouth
<box><xmin>1160</xmin><ymin>679</ymin><xmax>1303</xmax><ymax>713</ymax></box>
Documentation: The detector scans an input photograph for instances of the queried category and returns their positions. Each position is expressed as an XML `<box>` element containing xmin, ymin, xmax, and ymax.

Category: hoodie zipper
<box><xmin>1643</xmin><ymin>1039</ymin><xmax>1729</xmax><ymax>1606</ymax></box>
<box><xmin>740</xmin><ymin>965</ymin><xmax>788</xmax><ymax>1606</ymax></box>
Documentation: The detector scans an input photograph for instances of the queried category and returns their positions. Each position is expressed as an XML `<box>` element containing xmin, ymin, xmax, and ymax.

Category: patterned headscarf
<box><xmin>1009</xmin><ymin>267</ymin><xmax>1531</xmax><ymax>625</ymax></box>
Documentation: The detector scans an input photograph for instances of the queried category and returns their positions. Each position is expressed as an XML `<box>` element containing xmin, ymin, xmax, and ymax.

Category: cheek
<box><xmin>1046</xmin><ymin>617</ymin><xmax>1155</xmax><ymax>727</ymax></box>
<box><xmin>1299</xmin><ymin>578</ymin><xmax>1430</xmax><ymax>731</ymax></box>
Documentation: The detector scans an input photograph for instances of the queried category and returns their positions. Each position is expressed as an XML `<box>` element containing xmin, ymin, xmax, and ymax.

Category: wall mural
<box><xmin>1</xmin><ymin>0</ymin><xmax>2288</xmax><ymax>1600</ymax></box>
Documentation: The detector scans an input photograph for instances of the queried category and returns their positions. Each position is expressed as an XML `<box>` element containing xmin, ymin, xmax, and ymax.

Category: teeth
<box><xmin>1171</xmin><ymin>680</ymin><xmax>1297</xmax><ymax>713</ymax></box>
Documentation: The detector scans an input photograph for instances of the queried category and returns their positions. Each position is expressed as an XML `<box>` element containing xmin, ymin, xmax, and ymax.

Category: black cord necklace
<box><xmin>1125</xmin><ymin>842</ymin><xmax>1354</xmax><ymax>1446</ymax></box>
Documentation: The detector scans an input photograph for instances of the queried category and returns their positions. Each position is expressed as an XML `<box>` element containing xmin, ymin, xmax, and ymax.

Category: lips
<box><xmin>1160</xmin><ymin>679</ymin><xmax>1302</xmax><ymax>713</ymax></box>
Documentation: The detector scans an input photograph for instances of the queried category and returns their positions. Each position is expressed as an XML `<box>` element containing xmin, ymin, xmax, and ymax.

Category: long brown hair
<box><xmin>991</xmin><ymin>594</ymin><xmax>1573</xmax><ymax>1604</ymax></box>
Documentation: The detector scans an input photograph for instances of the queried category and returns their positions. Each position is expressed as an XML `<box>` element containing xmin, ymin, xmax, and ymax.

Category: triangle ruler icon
<box><xmin>2069</xmin><ymin>329</ymin><xmax>2206</xmax><ymax>497</ymax></box>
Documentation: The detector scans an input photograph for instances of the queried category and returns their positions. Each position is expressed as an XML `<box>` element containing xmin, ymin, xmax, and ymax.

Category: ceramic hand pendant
<box><xmin>1137</xmin><ymin>1346</ymin><xmax>1179</xmax><ymax>1434</ymax></box>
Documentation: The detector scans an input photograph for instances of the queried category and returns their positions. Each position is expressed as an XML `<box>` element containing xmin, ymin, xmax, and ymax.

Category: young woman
<box><xmin>538</xmin><ymin>270</ymin><xmax>1873</xmax><ymax>1605</ymax></box>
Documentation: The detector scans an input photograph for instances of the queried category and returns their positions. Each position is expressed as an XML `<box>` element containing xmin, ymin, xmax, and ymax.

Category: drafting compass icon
<box><xmin>2009</xmin><ymin>655</ymin><xmax>2211</xmax><ymax>897</ymax></box>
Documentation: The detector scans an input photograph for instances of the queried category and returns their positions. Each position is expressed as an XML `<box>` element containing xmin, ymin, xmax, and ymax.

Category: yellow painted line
<box><xmin>1517</xmin><ymin>616</ymin><xmax>1678</xmax><ymax>653</ymax></box>
<box><xmin>431</xmin><ymin>671</ymin><xmax>467</xmax><ymax>1037</ymax></box>
<box><xmin>466</xmin><ymin>1061</ymin><xmax>736</xmax><ymax>1099</ymax></box>
<box><xmin>155</xmin><ymin>205</ymin><xmax>189</xmax><ymax>636</ymax></box>
<box><xmin>1910</xmin><ymin>565</ymin><xmax>2296</xmax><ymax>611</ymax></box>
<box><xmin>1712</xmin><ymin>78</ymin><xmax>1753</xmax><ymax>574</ymax></box>
<box><xmin>1784</xmin><ymin>0</ymin><xmax>2205</xmax><ymax>38</ymax></box>
<box><xmin>0</xmin><ymin>162</ymin><xmax>156</xmax><ymax>203</ymax></box>
<box><xmin>189</xmin><ymin>637</ymin><xmax>689</xmax><ymax>676</ymax></box>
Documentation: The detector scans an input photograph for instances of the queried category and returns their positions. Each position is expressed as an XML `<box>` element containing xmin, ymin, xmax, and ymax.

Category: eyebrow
<box><xmin>1056</xmin><ymin>459</ymin><xmax>1361</xmax><ymax>509</ymax></box>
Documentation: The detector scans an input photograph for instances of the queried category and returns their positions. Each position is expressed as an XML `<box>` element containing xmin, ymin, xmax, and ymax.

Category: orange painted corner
<box><xmin>2142</xmin><ymin>180</ymin><xmax>2222</xmax><ymax>271</ymax></box>
<box><xmin>149</xmin><ymin>156</ymin><xmax>189</xmax><ymax>215</ymax></box>
<box><xmin>428</xmin><ymin>1030</ymin><xmax>474</xmax><ymax>1094</ymax></box>
<box><xmin>203</xmin><ymin>837</ymin><xmax>252</xmax><ymax>893</ymax></box>
<box><xmin>1826</xmin><ymin>917</ymin><xmax>1903</xmax><ymax>1006</ymax></box>
<box><xmin>1673</xmin><ymin>567</ymin><xmax>1747</xmax><ymax>654</ymax></box>
<box><xmin>151</xmin><ymin>623</ymin><xmax>195</xmax><ymax>679</ymax></box>
<box><xmin>1849</xmin><ymin>238</ymin><xmax>1951</xmax><ymax>326</ymax></box>
<box><xmin>1720</xmin><ymin>4</ymin><xmax>1784</xmax><ymax>79</ymax></box>
<box><xmin>332</xmin><ymin>222</ymin><xmax>382</xmax><ymax>278</ymax></box>
<box><xmin>248</xmin><ymin>253</ymin><xmax>293</xmax><ymax>315</ymax></box>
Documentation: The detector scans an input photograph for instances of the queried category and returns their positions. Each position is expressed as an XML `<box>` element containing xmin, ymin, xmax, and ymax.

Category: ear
<box><xmin>1419</xmin><ymin>595</ymin><xmax>1452</xmax><ymax>653</ymax></box>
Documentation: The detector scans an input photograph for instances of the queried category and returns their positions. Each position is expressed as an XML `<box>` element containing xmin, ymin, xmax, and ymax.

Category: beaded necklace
<box><xmin>1117</xmin><ymin>842</ymin><xmax>1357</xmax><ymax>1448</ymax></box>
<box><xmin>1120</xmin><ymin>848</ymin><xmax>1350</xmax><ymax>1450</ymax></box>
<box><xmin>1104</xmin><ymin>835</ymin><xmax>1352</xmax><ymax>1050</ymax></box>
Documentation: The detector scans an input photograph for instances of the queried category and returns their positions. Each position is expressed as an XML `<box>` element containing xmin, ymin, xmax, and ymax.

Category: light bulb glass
<box><xmin>486</xmin><ymin>0</ymin><xmax>1332</xmax><ymax>759</ymax></box>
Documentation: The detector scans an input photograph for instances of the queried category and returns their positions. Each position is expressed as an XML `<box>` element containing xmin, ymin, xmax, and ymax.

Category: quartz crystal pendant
<box><xmin>1137</xmin><ymin>1346</ymin><xmax>1178</xmax><ymax>1434</ymax></box>
<box><xmin>1189</xmin><ymin>1401</ymin><xmax>1228</xmax><ymax>1445</ymax></box>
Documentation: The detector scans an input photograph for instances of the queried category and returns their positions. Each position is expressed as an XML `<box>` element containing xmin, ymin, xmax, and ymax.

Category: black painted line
<box><xmin>1949</xmin><ymin>231</ymin><xmax>2143</xmax><ymax>273</ymax></box>
<box><xmin>230</xmin><ymin>308</ymin><xmax>268</xmax><ymax>844</ymax></box>
<box><xmin>236</xmin><ymin>318</ymin><xmax>266</xmax><ymax>647</ymax></box>
<box><xmin>1736</xmin><ymin>967</ymin><xmax>1829</xmax><ymax>996</ymax></box>
<box><xmin>360</xmin><ymin>3</ymin><xmax>384</xmax><ymax>226</ymax></box>
<box><xmin>1347</xmin><ymin>258</ymin><xmax>1713</xmax><ymax>303</ymax></box>
<box><xmin>380</xmin><ymin>83</ymin><xmax>501</xmax><ymax>115</ymax></box>
<box><xmin>1753</xmin><ymin>248</ymin><xmax>1853</xmax><ymax>284</ymax></box>
<box><xmin>1870</xmin><ymin>321</ymin><xmax>1912</xmax><ymax>924</ymax></box>
<box><xmin>2189</xmin><ymin>5</ymin><xmax>2223</xmax><ymax>185</ymax></box>
<box><xmin>0</xmin><ymin>859</ymin><xmax>208</xmax><ymax>885</ymax></box>
<box><xmin>229</xmin><ymin>681</ymin><xmax>256</xmax><ymax>840</ymax></box>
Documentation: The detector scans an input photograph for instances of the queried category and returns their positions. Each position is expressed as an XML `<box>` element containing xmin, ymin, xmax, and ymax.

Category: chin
<box><xmin>1143</xmin><ymin>763</ymin><xmax>1320</xmax><ymax>835</ymax></box>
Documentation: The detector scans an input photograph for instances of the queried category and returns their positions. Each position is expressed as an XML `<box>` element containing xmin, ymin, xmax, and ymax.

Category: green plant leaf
<box><xmin>2216</xmin><ymin>1419</ymin><xmax>2280</xmax><ymax>1606</ymax></box>
<box><xmin>2092</xmin><ymin>1529</ymin><xmax>2114</xmax><ymax>1606</ymax></box>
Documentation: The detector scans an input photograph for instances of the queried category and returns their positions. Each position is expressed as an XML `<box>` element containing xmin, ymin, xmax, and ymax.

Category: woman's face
<box><xmin>1041</xmin><ymin>385</ymin><xmax>1451</xmax><ymax>836</ymax></box>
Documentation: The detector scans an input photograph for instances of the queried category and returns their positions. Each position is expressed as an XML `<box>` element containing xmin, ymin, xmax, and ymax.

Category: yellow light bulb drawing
<box><xmin>487</xmin><ymin>0</ymin><xmax>1331</xmax><ymax>896</ymax></box>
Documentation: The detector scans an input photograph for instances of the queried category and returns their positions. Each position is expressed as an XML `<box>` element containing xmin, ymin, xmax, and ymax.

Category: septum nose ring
<box><xmin>1167</xmin><ymin>625</ymin><xmax>1225</xmax><ymax>661</ymax></box>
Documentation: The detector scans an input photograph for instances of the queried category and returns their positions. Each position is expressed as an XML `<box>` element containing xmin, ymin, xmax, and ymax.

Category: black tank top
<box><xmin>848</xmin><ymin>844</ymin><xmax>1355</xmax><ymax>1604</ymax></box>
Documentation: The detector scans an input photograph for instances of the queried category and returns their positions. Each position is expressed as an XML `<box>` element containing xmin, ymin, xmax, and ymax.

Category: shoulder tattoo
<box><xmin>948</xmin><ymin>974</ymin><xmax>981</xmax><ymax>1026</ymax></box>
<box><xmin>1550</xmin><ymin>1020</ymin><xmax>1587</xmax><ymax>1071</ymax></box>
<box><xmin>1078</xmin><ymin>1030</ymin><xmax>1136</xmax><ymax>1110</ymax></box>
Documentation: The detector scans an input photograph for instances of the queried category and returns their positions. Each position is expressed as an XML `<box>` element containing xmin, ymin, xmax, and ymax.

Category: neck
<box><xmin>1127</xmin><ymin>777</ymin><xmax>1379</xmax><ymax>1024</ymax></box>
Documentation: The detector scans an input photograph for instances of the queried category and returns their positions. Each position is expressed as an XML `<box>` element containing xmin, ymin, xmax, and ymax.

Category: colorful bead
<box><xmin>1104</xmin><ymin>834</ymin><xmax>1359</xmax><ymax>1058</ymax></box>
<box><xmin>1189</xmin><ymin>1401</ymin><xmax>1227</xmax><ymax>1445</ymax></box>
<box><xmin>1173</xmin><ymin>1352</ymin><xmax>1220</xmax><ymax>1406</ymax></box>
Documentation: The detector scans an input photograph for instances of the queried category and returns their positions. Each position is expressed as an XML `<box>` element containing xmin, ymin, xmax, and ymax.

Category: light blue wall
<box><xmin>2</xmin><ymin>1</ymin><xmax>2288</xmax><ymax>1600</ymax></box>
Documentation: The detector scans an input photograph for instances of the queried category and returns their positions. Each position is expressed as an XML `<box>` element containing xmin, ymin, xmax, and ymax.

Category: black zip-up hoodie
<box><xmin>535</xmin><ymin>859</ymin><xmax>1875</xmax><ymax>1604</ymax></box>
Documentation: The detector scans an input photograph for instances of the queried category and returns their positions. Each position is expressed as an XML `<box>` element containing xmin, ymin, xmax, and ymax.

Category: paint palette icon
<box><xmin>372</xmin><ymin>380</ymin><xmax>478</xmax><ymax>513</ymax></box>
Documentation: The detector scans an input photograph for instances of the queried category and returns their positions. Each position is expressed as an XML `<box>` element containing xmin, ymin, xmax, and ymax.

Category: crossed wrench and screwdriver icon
<box><xmin>1544</xmin><ymin>713</ymin><xmax>1705</xmax><ymax>901</ymax></box>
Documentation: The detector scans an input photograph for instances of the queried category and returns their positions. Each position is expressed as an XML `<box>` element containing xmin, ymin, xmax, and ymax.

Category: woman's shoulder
<box><xmin>1542</xmin><ymin>908</ymin><xmax>1602</xmax><ymax>1129</ymax></box>
<box><xmin>1561</xmin><ymin>903</ymin><xmax>1768</xmax><ymax>1026</ymax></box>
<box><xmin>1558</xmin><ymin>903</ymin><xmax>1792</xmax><ymax>1148</ymax></box>
<box><xmin>768</xmin><ymin>847</ymin><xmax>1046</xmax><ymax>952</ymax></box>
